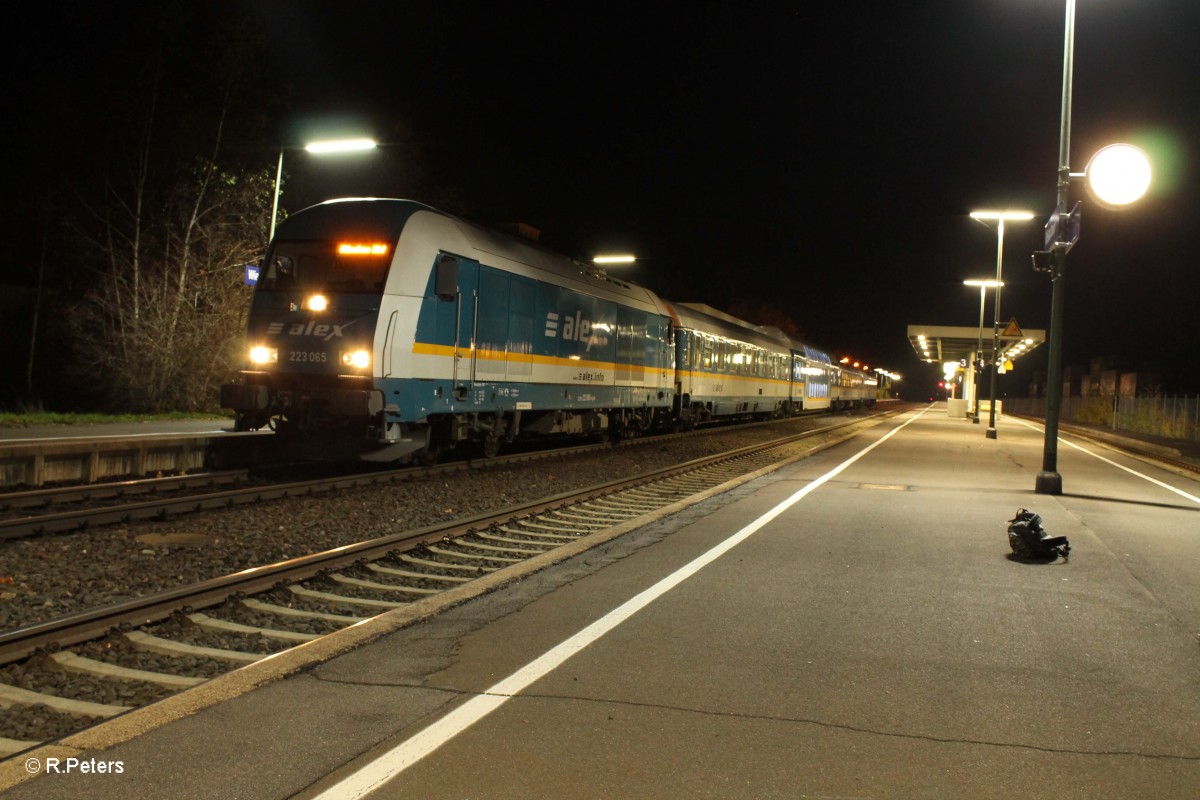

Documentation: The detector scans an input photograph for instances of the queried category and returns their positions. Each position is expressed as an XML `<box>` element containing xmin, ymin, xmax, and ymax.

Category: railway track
<box><xmin>0</xmin><ymin>435</ymin><xmax>640</xmax><ymax>541</ymax></box>
<box><xmin>0</xmin><ymin>470</ymin><xmax>250</xmax><ymax>516</ymax></box>
<box><xmin>0</xmin><ymin>414</ymin><xmax>843</xmax><ymax>541</ymax></box>
<box><xmin>0</xmin><ymin>409</ymin><xmax>895</xmax><ymax>758</ymax></box>
<box><xmin>1010</xmin><ymin>416</ymin><xmax>1200</xmax><ymax>476</ymax></box>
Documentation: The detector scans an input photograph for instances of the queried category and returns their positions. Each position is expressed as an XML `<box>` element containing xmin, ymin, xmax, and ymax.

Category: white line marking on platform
<box><xmin>1011</xmin><ymin>418</ymin><xmax>1200</xmax><ymax>507</ymax></box>
<box><xmin>310</xmin><ymin>406</ymin><xmax>931</xmax><ymax>800</ymax></box>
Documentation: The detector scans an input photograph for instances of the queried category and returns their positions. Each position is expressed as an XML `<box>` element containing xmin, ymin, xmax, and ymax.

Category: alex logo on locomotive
<box><xmin>264</xmin><ymin>319</ymin><xmax>360</xmax><ymax>341</ymax></box>
<box><xmin>544</xmin><ymin>310</ymin><xmax>608</xmax><ymax>343</ymax></box>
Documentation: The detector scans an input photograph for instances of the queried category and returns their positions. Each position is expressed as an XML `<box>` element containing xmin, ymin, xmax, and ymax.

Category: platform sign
<box><xmin>1043</xmin><ymin>201</ymin><xmax>1082</xmax><ymax>252</ymax></box>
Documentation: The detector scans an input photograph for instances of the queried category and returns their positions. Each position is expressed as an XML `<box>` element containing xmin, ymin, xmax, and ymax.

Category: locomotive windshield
<box><xmin>257</xmin><ymin>240</ymin><xmax>392</xmax><ymax>293</ymax></box>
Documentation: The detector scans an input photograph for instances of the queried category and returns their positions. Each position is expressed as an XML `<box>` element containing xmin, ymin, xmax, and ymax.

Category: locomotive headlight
<box><xmin>341</xmin><ymin>349</ymin><xmax>371</xmax><ymax>369</ymax></box>
<box><xmin>249</xmin><ymin>346</ymin><xmax>278</xmax><ymax>365</ymax></box>
<box><xmin>305</xmin><ymin>294</ymin><xmax>329</xmax><ymax>312</ymax></box>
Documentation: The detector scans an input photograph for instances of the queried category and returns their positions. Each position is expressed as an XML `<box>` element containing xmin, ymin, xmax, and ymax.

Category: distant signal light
<box><xmin>338</xmin><ymin>243</ymin><xmax>389</xmax><ymax>256</ymax></box>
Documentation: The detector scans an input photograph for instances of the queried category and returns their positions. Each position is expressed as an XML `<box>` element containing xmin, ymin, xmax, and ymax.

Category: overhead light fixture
<box><xmin>305</xmin><ymin>138</ymin><xmax>377</xmax><ymax>154</ymax></box>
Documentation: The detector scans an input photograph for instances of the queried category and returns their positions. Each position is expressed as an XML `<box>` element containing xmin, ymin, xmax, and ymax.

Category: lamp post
<box><xmin>1034</xmin><ymin>0</ymin><xmax>1152</xmax><ymax>495</ymax></box>
<box><xmin>970</xmin><ymin>210</ymin><xmax>1033</xmax><ymax>439</ymax></box>
<box><xmin>963</xmin><ymin>279</ymin><xmax>1003</xmax><ymax>423</ymax></box>
<box><xmin>269</xmin><ymin>138</ymin><xmax>377</xmax><ymax>241</ymax></box>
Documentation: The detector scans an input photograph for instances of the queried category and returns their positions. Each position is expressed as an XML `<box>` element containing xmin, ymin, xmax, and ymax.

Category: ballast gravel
<box><xmin>0</xmin><ymin>417</ymin><xmax>847</xmax><ymax>632</ymax></box>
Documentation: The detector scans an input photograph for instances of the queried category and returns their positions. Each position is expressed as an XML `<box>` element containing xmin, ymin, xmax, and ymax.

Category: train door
<box><xmin>615</xmin><ymin>307</ymin><xmax>648</xmax><ymax>386</ymax></box>
<box><xmin>435</xmin><ymin>253</ymin><xmax>480</xmax><ymax>395</ymax></box>
<box><xmin>475</xmin><ymin>267</ymin><xmax>535</xmax><ymax>383</ymax></box>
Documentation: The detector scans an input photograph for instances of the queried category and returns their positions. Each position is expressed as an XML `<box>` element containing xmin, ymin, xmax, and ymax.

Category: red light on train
<box><xmin>337</xmin><ymin>243</ymin><xmax>389</xmax><ymax>256</ymax></box>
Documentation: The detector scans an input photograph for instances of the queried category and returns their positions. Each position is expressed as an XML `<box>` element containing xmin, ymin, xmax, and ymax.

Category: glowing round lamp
<box><xmin>1087</xmin><ymin>143</ymin><xmax>1151</xmax><ymax>206</ymax></box>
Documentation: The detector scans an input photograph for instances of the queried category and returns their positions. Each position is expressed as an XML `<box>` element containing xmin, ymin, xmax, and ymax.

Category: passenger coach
<box><xmin>663</xmin><ymin>302</ymin><xmax>793</xmax><ymax>425</ymax></box>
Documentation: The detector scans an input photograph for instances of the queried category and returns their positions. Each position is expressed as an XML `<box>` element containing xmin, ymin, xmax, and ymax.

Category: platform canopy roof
<box><xmin>906</xmin><ymin>324</ymin><xmax>1046</xmax><ymax>369</ymax></box>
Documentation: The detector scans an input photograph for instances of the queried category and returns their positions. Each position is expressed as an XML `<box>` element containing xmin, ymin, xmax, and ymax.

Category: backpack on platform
<box><xmin>1007</xmin><ymin>508</ymin><xmax>1070</xmax><ymax>560</ymax></box>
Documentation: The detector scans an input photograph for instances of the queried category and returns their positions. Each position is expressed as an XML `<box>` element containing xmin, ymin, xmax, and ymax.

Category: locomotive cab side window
<box><xmin>258</xmin><ymin>241</ymin><xmax>391</xmax><ymax>293</ymax></box>
<box><xmin>435</xmin><ymin>254</ymin><xmax>459</xmax><ymax>301</ymax></box>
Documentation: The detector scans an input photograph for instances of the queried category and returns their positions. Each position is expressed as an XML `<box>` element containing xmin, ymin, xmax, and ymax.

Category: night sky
<box><xmin>4</xmin><ymin>1</ymin><xmax>1199</xmax><ymax>397</ymax></box>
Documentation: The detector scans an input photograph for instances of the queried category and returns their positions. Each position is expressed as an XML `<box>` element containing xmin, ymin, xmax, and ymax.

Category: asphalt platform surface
<box><xmin>4</xmin><ymin>403</ymin><xmax>1199</xmax><ymax>799</ymax></box>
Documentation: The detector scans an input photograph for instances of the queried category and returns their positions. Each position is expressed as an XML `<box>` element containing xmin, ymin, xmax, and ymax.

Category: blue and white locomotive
<box><xmin>221</xmin><ymin>199</ymin><xmax>675</xmax><ymax>462</ymax></box>
<box><xmin>220</xmin><ymin>199</ymin><xmax>873</xmax><ymax>462</ymax></box>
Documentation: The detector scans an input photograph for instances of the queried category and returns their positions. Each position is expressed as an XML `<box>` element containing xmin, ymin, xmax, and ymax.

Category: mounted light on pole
<box><xmin>969</xmin><ymin>210</ymin><xmax>1034</xmax><ymax>439</ymax></box>
<box><xmin>963</xmin><ymin>279</ymin><xmax>1004</xmax><ymax>423</ymax></box>
<box><xmin>1034</xmin><ymin>0</ymin><xmax>1152</xmax><ymax>496</ymax></box>
<box><xmin>1085</xmin><ymin>143</ymin><xmax>1152</xmax><ymax>207</ymax></box>
<box><xmin>270</xmin><ymin>138</ymin><xmax>378</xmax><ymax>242</ymax></box>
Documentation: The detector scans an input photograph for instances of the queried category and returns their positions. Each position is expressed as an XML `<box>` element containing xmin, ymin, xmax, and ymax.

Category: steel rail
<box><xmin>0</xmin><ymin>470</ymin><xmax>250</xmax><ymax>513</ymax></box>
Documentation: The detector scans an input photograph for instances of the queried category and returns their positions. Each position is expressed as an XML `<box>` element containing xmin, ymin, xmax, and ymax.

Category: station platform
<box><xmin>4</xmin><ymin>403</ymin><xmax>1200</xmax><ymax>799</ymax></box>
<box><xmin>0</xmin><ymin>419</ymin><xmax>235</xmax><ymax>444</ymax></box>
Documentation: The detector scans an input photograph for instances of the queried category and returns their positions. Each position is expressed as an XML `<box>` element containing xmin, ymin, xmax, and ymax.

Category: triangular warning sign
<box><xmin>1002</xmin><ymin>317</ymin><xmax>1023</xmax><ymax>338</ymax></box>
